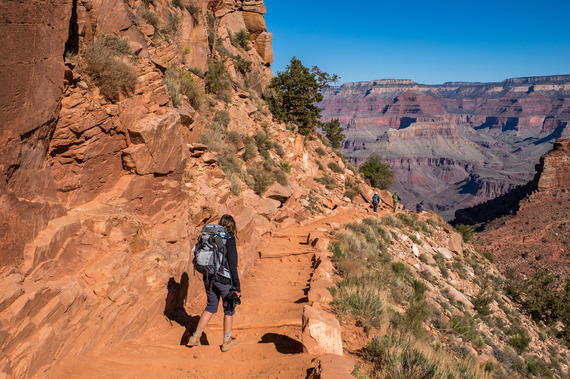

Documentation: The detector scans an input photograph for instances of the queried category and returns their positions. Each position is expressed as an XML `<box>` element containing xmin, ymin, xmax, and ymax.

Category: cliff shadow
<box><xmin>164</xmin><ymin>272</ymin><xmax>209</xmax><ymax>346</ymax></box>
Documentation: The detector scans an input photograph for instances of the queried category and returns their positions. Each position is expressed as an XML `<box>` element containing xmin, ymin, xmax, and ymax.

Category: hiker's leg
<box><xmin>224</xmin><ymin>314</ymin><xmax>233</xmax><ymax>336</ymax></box>
<box><xmin>197</xmin><ymin>310</ymin><xmax>214</xmax><ymax>329</ymax></box>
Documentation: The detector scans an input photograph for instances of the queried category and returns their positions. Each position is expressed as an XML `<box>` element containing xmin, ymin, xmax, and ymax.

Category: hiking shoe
<box><xmin>188</xmin><ymin>332</ymin><xmax>200</xmax><ymax>347</ymax></box>
<box><xmin>221</xmin><ymin>336</ymin><xmax>239</xmax><ymax>352</ymax></box>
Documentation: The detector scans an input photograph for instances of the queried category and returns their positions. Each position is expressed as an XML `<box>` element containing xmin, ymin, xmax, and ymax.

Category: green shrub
<box><xmin>359</xmin><ymin>154</ymin><xmax>394</xmax><ymax>190</ymax></box>
<box><xmin>328</xmin><ymin>161</ymin><xmax>343</xmax><ymax>173</ymax></box>
<box><xmin>274</xmin><ymin>169</ymin><xmax>288</xmax><ymax>186</ymax></box>
<box><xmin>507</xmin><ymin>330</ymin><xmax>531</xmax><ymax>353</ymax></box>
<box><xmin>185</xmin><ymin>1</ymin><xmax>201</xmax><ymax>20</ymax></box>
<box><xmin>213</xmin><ymin>110</ymin><xmax>230</xmax><ymax>128</ymax></box>
<box><xmin>391</xmin><ymin>262</ymin><xmax>407</xmax><ymax>276</ymax></box>
<box><xmin>249</xmin><ymin>168</ymin><xmax>274</xmax><ymax>196</ymax></box>
<box><xmin>140</xmin><ymin>8</ymin><xmax>160</xmax><ymax>35</ymax></box>
<box><xmin>81</xmin><ymin>35</ymin><xmax>136</xmax><ymax>101</ymax></box>
<box><xmin>482</xmin><ymin>251</ymin><xmax>494</xmax><ymax>263</ymax></box>
<box><xmin>164</xmin><ymin>66</ymin><xmax>204</xmax><ymax>110</ymax></box>
<box><xmin>205</xmin><ymin>60</ymin><xmax>231</xmax><ymax>99</ymax></box>
<box><xmin>231</xmin><ymin>29</ymin><xmax>251</xmax><ymax>50</ymax></box>
<box><xmin>228</xmin><ymin>173</ymin><xmax>242</xmax><ymax>195</ymax></box>
<box><xmin>280</xmin><ymin>161</ymin><xmax>293</xmax><ymax>173</ymax></box>
<box><xmin>314</xmin><ymin>174</ymin><xmax>336</xmax><ymax>190</ymax></box>
<box><xmin>232</xmin><ymin>55</ymin><xmax>252</xmax><ymax>75</ymax></box>
<box><xmin>412</xmin><ymin>280</ymin><xmax>428</xmax><ymax>300</ymax></box>
<box><xmin>316</xmin><ymin>160</ymin><xmax>324</xmax><ymax>170</ymax></box>
<box><xmin>316</xmin><ymin>147</ymin><xmax>326</xmax><ymax>156</ymax></box>
<box><xmin>454</xmin><ymin>224</ymin><xmax>473</xmax><ymax>243</ymax></box>
<box><xmin>274</xmin><ymin>143</ymin><xmax>285</xmax><ymax>157</ymax></box>
<box><xmin>321</xmin><ymin>118</ymin><xmax>345</xmax><ymax>149</ymax></box>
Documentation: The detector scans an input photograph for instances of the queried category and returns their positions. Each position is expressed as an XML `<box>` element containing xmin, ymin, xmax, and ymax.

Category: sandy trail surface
<box><xmin>46</xmin><ymin>209</ymin><xmax>372</xmax><ymax>378</ymax></box>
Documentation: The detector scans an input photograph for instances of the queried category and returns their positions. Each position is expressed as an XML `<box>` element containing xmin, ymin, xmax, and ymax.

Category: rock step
<box><xmin>21</xmin><ymin>215</ymin><xmax>81</xmax><ymax>275</ymax></box>
<box><xmin>260</xmin><ymin>250</ymin><xmax>314</xmax><ymax>258</ymax></box>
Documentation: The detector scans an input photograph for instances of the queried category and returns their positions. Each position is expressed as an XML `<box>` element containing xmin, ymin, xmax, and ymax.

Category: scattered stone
<box><xmin>302</xmin><ymin>305</ymin><xmax>343</xmax><ymax>356</ymax></box>
<box><xmin>438</xmin><ymin>247</ymin><xmax>453</xmax><ymax>260</ymax></box>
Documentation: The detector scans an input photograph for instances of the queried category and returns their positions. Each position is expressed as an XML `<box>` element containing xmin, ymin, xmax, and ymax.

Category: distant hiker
<box><xmin>188</xmin><ymin>214</ymin><xmax>241</xmax><ymax>352</ymax></box>
<box><xmin>393</xmin><ymin>192</ymin><xmax>401</xmax><ymax>212</ymax></box>
<box><xmin>372</xmin><ymin>192</ymin><xmax>379</xmax><ymax>212</ymax></box>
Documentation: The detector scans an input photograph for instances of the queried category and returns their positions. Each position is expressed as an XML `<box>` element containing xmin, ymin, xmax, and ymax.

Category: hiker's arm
<box><xmin>227</xmin><ymin>238</ymin><xmax>241</xmax><ymax>292</ymax></box>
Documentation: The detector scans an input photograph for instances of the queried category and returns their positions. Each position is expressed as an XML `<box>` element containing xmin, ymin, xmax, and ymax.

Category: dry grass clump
<box><xmin>164</xmin><ymin>66</ymin><xmax>204</xmax><ymax>110</ymax></box>
<box><xmin>80</xmin><ymin>34</ymin><xmax>136</xmax><ymax>101</ymax></box>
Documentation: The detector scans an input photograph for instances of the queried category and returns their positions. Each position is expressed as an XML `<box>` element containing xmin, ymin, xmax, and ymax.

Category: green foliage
<box><xmin>140</xmin><ymin>8</ymin><xmax>160</xmax><ymax>35</ymax></box>
<box><xmin>507</xmin><ymin>329</ymin><xmax>531</xmax><ymax>353</ymax></box>
<box><xmin>321</xmin><ymin>118</ymin><xmax>345</xmax><ymax>149</ymax></box>
<box><xmin>184</xmin><ymin>1</ymin><xmax>201</xmax><ymax>20</ymax></box>
<box><xmin>231</xmin><ymin>29</ymin><xmax>251</xmax><ymax>51</ymax></box>
<box><xmin>391</xmin><ymin>262</ymin><xmax>407</xmax><ymax>276</ymax></box>
<box><xmin>473</xmin><ymin>286</ymin><xmax>493</xmax><ymax>316</ymax></box>
<box><xmin>205</xmin><ymin>60</ymin><xmax>231</xmax><ymax>100</ymax></box>
<box><xmin>454</xmin><ymin>224</ymin><xmax>473</xmax><ymax>243</ymax></box>
<box><xmin>315</xmin><ymin>147</ymin><xmax>326</xmax><ymax>156</ymax></box>
<box><xmin>213</xmin><ymin>110</ymin><xmax>230</xmax><ymax>128</ymax></box>
<box><xmin>266</xmin><ymin>57</ymin><xmax>337</xmax><ymax>136</ymax></box>
<box><xmin>327</xmin><ymin>161</ymin><xmax>343</xmax><ymax>173</ymax></box>
<box><xmin>164</xmin><ymin>66</ymin><xmax>204</xmax><ymax>110</ymax></box>
<box><xmin>412</xmin><ymin>280</ymin><xmax>428</xmax><ymax>300</ymax></box>
<box><xmin>231</xmin><ymin>54</ymin><xmax>252</xmax><ymax>76</ymax></box>
<box><xmin>81</xmin><ymin>35</ymin><xmax>136</xmax><ymax>102</ymax></box>
<box><xmin>482</xmin><ymin>251</ymin><xmax>494</xmax><ymax>263</ymax></box>
<box><xmin>248</xmin><ymin>168</ymin><xmax>274</xmax><ymax>196</ymax></box>
<box><xmin>359</xmin><ymin>154</ymin><xmax>395</xmax><ymax>190</ymax></box>
<box><xmin>314</xmin><ymin>174</ymin><xmax>336</xmax><ymax>190</ymax></box>
<box><xmin>280</xmin><ymin>160</ymin><xmax>293</xmax><ymax>173</ymax></box>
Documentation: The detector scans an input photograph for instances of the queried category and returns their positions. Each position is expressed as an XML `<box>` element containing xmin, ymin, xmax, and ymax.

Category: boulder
<box><xmin>448</xmin><ymin>232</ymin><xmax>463</xmax><ymax>254</ymax></box>
<box><xmin>302</xmin><ymin>305</ymin><xmax>343</xmax><ymax>355</ymax></box>
<box><xmin>266</xmin><ymin>183</ymin><xmax>292</xmax><ymax>203</ymax></box>
<box><xmin>412</xmin><ymin>244</ymin><xmax>420</xmax><ymax>257</ymax></box>
<box><xmin>123</xmin><ymin>112</ymin><xmax>185</xmax><ymax>175</ymax></box>
<box><xmin>202</xmin><ymin>152</ymin><xmax>218</xmax><ymax>164</ymax></box>
<box><xmin>444</xmin><ymin>284</ymin><xmax>474</xmax><ymax>309</ymax></box>
<box><xmin>242</xmin><ymin>11</ymin><xmax>266</xmax><ymax>39</ymax></box>
<box><xmin>438</xmin><ymin>247</ymin><xmax>453</xmax><ymax>260</ymax></box>
<box><xmin>254</xmin><ymin>32</ymin><xmax>273</xmax><ymax>64</ymax></box>
<box><xmin>307</xmin><ymin>354</ymin><xmax>356</xmax><ymax>379</ymax></box>
<box><xmin>241</xmin><ymin>0</ymin><xmax>266</xmax><ymax>14</ymax></box>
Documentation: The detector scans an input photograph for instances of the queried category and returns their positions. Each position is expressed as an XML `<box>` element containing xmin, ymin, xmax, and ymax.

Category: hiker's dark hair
<box><xmin>219</xmin><ymin>214</ymin><xmax>237</xmax><ymax>238</ymax></box>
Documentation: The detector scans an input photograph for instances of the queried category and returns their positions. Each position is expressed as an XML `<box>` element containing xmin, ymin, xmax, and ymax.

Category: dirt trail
<box><xmin>46</xmin><ymin>209</ymin><xmax>377</xmax><ymax>378</ymax></box>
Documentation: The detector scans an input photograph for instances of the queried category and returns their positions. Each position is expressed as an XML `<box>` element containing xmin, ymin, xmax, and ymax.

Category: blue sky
<box><xmin>264</xmin><ymin>1</ymin><xmax>570</xmax><ymax>85</ymax></box>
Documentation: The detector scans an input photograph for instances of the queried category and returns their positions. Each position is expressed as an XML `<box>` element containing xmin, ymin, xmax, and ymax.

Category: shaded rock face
<box><xmin>0</xmin><ymin>0</ymin><xmax>72</xmax><ymax>265</ymax></box>
<box><xmin>457</xmin><ymin>139</ymin><xmax>570</xmax><ymax>277</ymax></box>
<box><xmin>320</xmin><ymin>76</ymin><xmax>570</xmax><ymax>218</ymax></box>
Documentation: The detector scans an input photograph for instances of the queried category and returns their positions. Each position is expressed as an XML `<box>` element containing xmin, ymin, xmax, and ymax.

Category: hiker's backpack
<box><xmin>192</xmin><ymin>224</ymin><xmax>232</xmax><ymax>280</ymax></box>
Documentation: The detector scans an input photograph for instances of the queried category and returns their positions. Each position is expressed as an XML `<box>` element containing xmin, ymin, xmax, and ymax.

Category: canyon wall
<box><xmin>320</xmin><ymin>76</ymin><xmax>570</xmax><ymax>218</ymax></box>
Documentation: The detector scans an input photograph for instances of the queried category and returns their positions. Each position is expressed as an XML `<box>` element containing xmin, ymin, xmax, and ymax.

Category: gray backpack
<box><xmin>192</xmin><ymin>224</ymin><xmax>232</xmax><ymax>280</ymax></box>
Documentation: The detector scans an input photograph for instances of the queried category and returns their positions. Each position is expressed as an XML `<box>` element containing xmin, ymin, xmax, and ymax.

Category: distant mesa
<box><xmin>319</xmin><ymin>75</ymin><xmax>570</xmax><ymax>219</ymax></box>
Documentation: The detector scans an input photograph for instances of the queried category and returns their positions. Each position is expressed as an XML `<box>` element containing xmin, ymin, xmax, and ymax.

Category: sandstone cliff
<box><xmin>320</xmin><ymin>76</ymin><xmax>570</xmax><ymax>218</ymax></box>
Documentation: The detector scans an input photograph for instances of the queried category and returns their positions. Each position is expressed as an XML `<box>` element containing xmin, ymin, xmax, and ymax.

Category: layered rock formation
<box><xmin>320</xmin><ymin>76</ymin><xmax>570</xmax><ymax>218</ymax></box>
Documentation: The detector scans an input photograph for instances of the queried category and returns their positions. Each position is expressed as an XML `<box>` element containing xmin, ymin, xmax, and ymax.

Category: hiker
<box><xmin>189</xmin><ymin>214</ymin><xmax>241</xmax><ymax>352</ymax></box>
<box><xmin>393</xmin><ymin>192</ymin><xmax>401</xmax><ymax>212</ymax></box>
<box><xmin>371</xmin><ymin>192</ymin><xmax>380</xmax><ymax>212</ymax></box>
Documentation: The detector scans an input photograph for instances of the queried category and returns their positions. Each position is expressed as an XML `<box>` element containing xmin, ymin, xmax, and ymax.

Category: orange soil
<box><xmin>45</xmin><ymin>208</ymin><xmax>382</xmax><ymax>379</ymax></box>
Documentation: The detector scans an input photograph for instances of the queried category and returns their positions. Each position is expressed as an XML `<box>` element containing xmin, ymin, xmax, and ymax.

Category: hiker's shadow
<box><xmin>164</xmin><ymin>272</ymin><xmax>209</xmax><ymax>346</ymax></box>
<box><xmin>259</xmin><ymin>333</ymin><xmax>303</xmax><ymax>354</ymax></box>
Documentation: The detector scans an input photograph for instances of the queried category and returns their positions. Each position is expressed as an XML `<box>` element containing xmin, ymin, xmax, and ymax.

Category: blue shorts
<box><xmin>204</xmin><ymin>277</ymin><xmax>236</xmax><ymax>316</ymax></box>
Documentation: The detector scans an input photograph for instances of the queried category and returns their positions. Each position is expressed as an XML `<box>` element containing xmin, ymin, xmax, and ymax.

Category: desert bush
<box><xmin>473</xmin><ymin>285</ymin><xmax>493</xmax><ymax>316</ymax></box>
<box><xmin>274</xmin><ymin>169</ymin><xmax>288</xmax><ymax>186</ymax></box>
<box><xmin>328</xmin><ymin>161</ymin><xmax>343</xmax><ymax>173</ymax></box>
<box><xmin>316</xmin><ymin>160</ymin><xmax>324</xmax><ymax>170</ymax></box>
<box><xmin>321</xmin><ymin>118</ymin><xmax>345</xmax><ymax>149</ymax></box>
<box><xmin>482</xmin><ymin>251</ymin><xmax>494</xmax><ymax>263</ymax></box>
<box><xmin>507</xmin><ymin>328</ymin><xmax>531</xmax><ymax>353</ymax></box>
<box><xmin>315</xmin><ymin>147</ymin><xmax>326</xmax><ymax>156</ymax></box>
<box><xmin>81</xmin><ymin>35</ymin><xmax>136</xmax><ymax>101</ymax></box>
<box><xmin>454</xmin><ymin>224</ymin><xmax>473</xmax><ymax>243</ymax></box>
<box><xmin>391</xmin><ymin>262</ymin><xmax>407</xmax><ymax>276</ymax></box>
<box><xmin>359</xmin><ymin>154</ymin><xmax>394</xmax><ymax>190</ymax></box>
<box><xmin>185</xmin><ymin>1</ymin><xmax>201</xmax><ymax>20</ymax></box>
<box><xmin>232</xmin><ymin>54</ymin><xmax>252</xmax><ymax>76</ymax></box>
<box><xmin>248</xmin><ymin>168</ymin><xmax>274</xmax><ymax>196</ymax></box>
<box><xmin>205</xmin><ymin>60</ymin><xmax>231</xmax><ymax>100</ymax></box>
<box><xmin>231</xmin><ymin>29</ymin><xmax>251</xmax><ymax>51</ymax></box>
<box><xmin>213</xmin><ymin>110</ymin><xmax>230</xmax><ymax>128</ymax></box>
<box><xmin>330</xmin><ymin>274</ymin><xmax>386</xmax><ymax>329</ymax></box>
<box><xmin>380</xmin><ymin>215</ymin><xmax>402</xmax><ymax>228</ymax></box>
<box><xmin>273</xmin><ymin>143</ymin><xmax>285</xmax><ymax>157</ymax></box>
<box><xmin>314</xmin><ymin>174</ymin><xmax>336</xmax><ymax>190</ymax></box>
<box><xmin>279</xmin><ymin>160</ymin><xmax>293</xmax><ymax>173</ymax></box>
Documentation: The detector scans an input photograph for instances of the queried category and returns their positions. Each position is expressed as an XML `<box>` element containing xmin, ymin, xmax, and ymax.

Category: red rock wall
<box><xmin>537</xmin><ymin>139</ymin><xmax>570</xmax><ymax>191</ymax></box>
<box><xmin>0</xmin><ymin>0</ymin><xmax>72</xmax><ymax>266</ymax></box>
